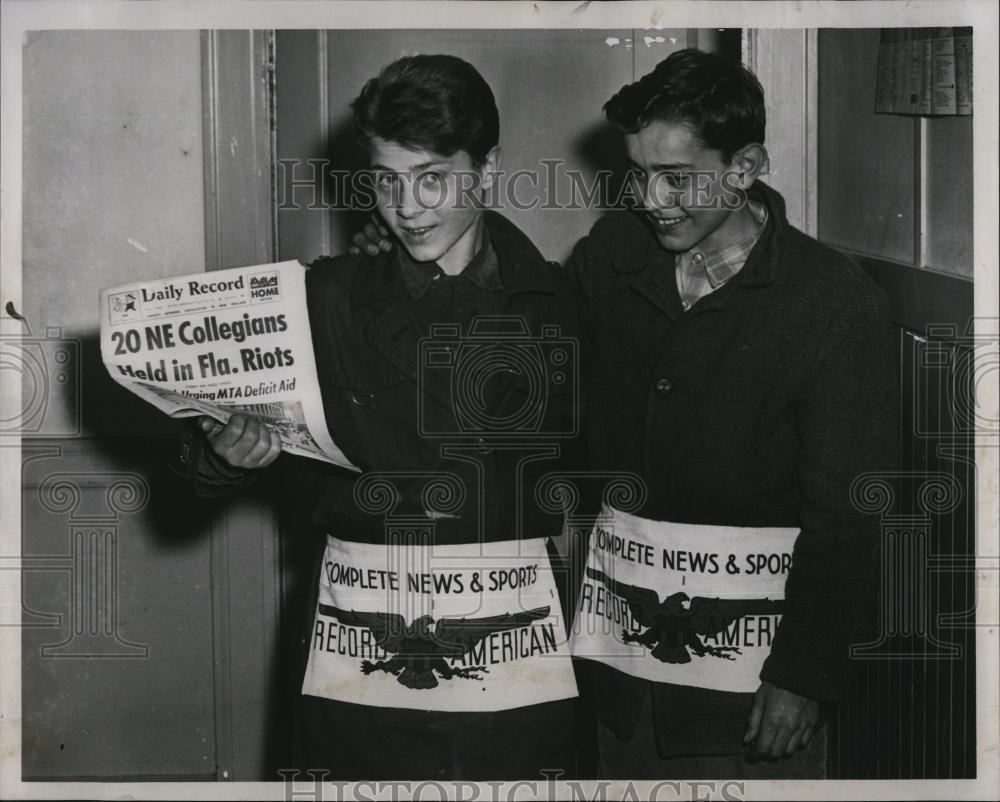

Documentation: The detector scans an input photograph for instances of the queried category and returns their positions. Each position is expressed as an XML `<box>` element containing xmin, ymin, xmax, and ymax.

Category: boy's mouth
<box><xmin>650</xmin><ymin>215</ymin><xmax>688</xmax><ymax>233</ymax></box>
<box><xmin>400</xmin><ymin>224</ymin><xmax>436</xmax><ymax>243</ymax></box>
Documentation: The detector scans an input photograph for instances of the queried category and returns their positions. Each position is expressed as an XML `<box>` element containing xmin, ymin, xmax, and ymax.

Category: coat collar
<box><xmin>615</xmin><ymin>181</ymin><xmax>789</xmax><ymax>318</ymax></box>
<box><xmin>613</xmin><ymin>180</ymin><xmax>789</xmax><ymax>287</ymax></box>
<box><xmin>351</xmin><ymin>210</ymin><xmax>555</xmax><ymax>312</ymax></box>
<box><xmin>397</xmin><ymin>229</ymin><xmax>502</xmax><ymax>300</ymax></box>
<box><xmin>348</xmin><ymin>211</ymin><xmax>556</xmax><ymax>408</ymax></box>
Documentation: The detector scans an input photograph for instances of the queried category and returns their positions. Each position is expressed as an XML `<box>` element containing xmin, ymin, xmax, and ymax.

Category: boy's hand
<box><xmin>743</xmin><ymin>680</ymin><xmax>820</xmax><ymax>759</ymax></box>
<box><xmin>348</xmin><ymin>216</ymin><xmax>393</xmax><ymax>256</ymax></box>
<box><xmin>200</xmin><ymin>414</ymin><xmax>282</xmax><ymax>469</ymax></box>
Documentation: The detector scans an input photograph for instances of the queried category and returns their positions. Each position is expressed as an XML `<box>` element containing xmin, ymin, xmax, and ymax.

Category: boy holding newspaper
<box><xmin>183</xmin><ymin>54</ymin><xmax>586</xmax><ymax>780</ymax></box>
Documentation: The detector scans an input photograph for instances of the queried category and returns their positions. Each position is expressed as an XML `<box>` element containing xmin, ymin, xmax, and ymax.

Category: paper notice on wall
<box><xmin>915</xmin><ymin>29</ymin><xmax>935</xmax><ymax>115</ymax></box>
<box><xmin>931</xmin><ymin>30</ymin><xmax>958</xmax><ymax>115</ymax></box>
<box><xmin>100</xmin><ymin>260</ymin><xmax>358</xmax><ymax>471</ymax></box>
<box><xmin>876</xmin><ymin>27</ymin><xmax>972</xmax><ymax>117</ymax></box>
<box><xmin>954</xmin><ymin>28</ymin><xmax>973</xmax><ymax>115</ymax></box>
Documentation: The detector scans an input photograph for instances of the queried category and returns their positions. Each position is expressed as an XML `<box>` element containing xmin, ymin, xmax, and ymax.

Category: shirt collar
<box><xmin>396</xmin><ymin>230</ymin><xmax>502</xmax><ymax>300</ymax></box>
<box><xmin>350</xmin><ymin>211</ymin><xmax>555</xmax><ymax>313</ymax></box>
<box><xmin>679</xmin><ymin>199</ymin><xmax>768</xmax><ymax>289</ymax></box>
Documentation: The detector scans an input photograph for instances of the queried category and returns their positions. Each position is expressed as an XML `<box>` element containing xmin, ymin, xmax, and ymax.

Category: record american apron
<box><xmin>302</xmin><ymin>535</ymin><xmax>578</xmax><ymax>711</ymax></box>
<box><xmin>571</xmin><ymin>506</ymin><xmax>799</xmax><ymax>693</ymax></box>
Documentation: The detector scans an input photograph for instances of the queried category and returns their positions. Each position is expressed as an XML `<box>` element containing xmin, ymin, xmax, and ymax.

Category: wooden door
<box><xmin>16</xmin><ymin>29</ymin><xmax>280</xmax><ymax>782</ymax></box>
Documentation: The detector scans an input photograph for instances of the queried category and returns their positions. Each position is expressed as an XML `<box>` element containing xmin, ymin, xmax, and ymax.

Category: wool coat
<box><xmin>567</xmin><ymin>181</ymin><xmax>898</xmax><ymax>755</ymax></box>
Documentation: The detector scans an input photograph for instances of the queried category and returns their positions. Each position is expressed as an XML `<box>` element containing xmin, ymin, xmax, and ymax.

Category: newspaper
<box><xmin>100</xmin><ymin>260</ymin><xmax>359</xmax><ymax>471</ymax></box>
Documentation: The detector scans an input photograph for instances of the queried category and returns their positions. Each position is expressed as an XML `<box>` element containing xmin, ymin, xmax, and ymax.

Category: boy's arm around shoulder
<box><xmin>559</xmin><ymin>211</ymin><xmax>647</xmax><ymax>323</ymax></box>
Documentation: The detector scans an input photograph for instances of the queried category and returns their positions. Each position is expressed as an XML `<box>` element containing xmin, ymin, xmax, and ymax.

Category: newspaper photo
<box><xmin>99</xmin><ymin>260</ymin><xmax>359</xmax><ymax>471</ymax></box>
<box><xmin>3</xmin><ymin>0</ymin><xmax>996</xmax><ymax>799</ymax></box>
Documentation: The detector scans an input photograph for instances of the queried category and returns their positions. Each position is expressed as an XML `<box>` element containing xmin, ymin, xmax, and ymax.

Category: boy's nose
<box><xmin>641</xmin><ymin>183</ymin><xmax>661</xmax><ymax>211</ymax></box>
<box><xmin>644</xmin><ymin>179</ymin><xmax>682</xmax><ymax>211</ymax></box>
<box><xmin>395</xmin><ymin>183</ymin><xmax>422</xmax><ymax>219</ymax></box>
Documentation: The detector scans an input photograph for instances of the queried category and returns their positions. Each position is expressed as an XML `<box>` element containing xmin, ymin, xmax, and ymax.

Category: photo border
<box><xmin>1</xmin><ymin>2</ymin><xmax>997</xmax><ymax>800</ymax></box>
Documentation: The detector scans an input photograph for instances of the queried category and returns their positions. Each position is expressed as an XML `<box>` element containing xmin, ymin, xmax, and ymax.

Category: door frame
<box><xmin>200</xmin><ymin>29</ymin><xmax>282</xmax><ymax>781</ymax></box>
<box><xmin>744</xmin><ymin>28</ymin><xmax>819</xmax><ymax>237</ymax></box>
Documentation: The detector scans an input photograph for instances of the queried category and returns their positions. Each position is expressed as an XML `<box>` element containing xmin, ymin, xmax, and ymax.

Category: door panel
<box><xmin>19</xmin><ymin>29</ymin><xmax>280</xmax><ymax>781</ymax></box>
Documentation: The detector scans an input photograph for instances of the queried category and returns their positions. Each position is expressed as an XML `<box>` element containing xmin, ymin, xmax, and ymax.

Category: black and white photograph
<box><xmin>1</xmin><ymin>1</ymin><xmax>997</xmax><ymax>800</ymax></box>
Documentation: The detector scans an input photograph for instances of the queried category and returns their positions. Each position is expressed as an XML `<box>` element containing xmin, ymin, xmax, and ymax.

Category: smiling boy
<box><xmin>567</xmin><ymin>48</ymin><xmax>897</xmax><ymax>779</ymax></box>
<box><xmin>187</xmin><ymin>54</ymin><xmax>585</xmax><ymax>780</ymax></box>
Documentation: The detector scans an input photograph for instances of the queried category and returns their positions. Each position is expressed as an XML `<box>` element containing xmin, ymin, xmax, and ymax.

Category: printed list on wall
<box><xmin>875</xmin><ymin>27</ymin><xmax>973</xmax><ymax>116</ymax></box>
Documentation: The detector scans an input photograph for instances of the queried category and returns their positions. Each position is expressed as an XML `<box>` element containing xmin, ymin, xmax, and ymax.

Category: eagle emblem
<box><xmin>318</xmin><ymin>604</ymin><xmax>550</xmax><ymax>688</ymax></box>
<box><xmin>585</xmin><ymin>567</ymin><xmax>784</xmax><ymax>663</ymax></box>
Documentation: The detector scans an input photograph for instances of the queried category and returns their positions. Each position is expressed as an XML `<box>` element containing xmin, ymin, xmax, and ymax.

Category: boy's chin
<box><xmin>399</xmin><ymin>240</ymin><xmax>445</xmax><ymax>263</ymax></box>
<box><xmin>654</xmin><ymin>230</ymin><xmax>697</xmax><ymax>253</ymax></box>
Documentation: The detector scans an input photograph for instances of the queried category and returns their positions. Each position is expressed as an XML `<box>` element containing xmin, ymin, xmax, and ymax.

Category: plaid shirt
<box><xmin>675</xmin><ymin>200</ymin><xmax>768</xmax><ymax>310</ymax></box>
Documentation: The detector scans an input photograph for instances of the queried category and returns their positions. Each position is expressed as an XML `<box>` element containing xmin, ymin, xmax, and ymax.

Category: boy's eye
<box><xmin>419</xmin><ymin>171</ymin><xmax>445</xmax><ymax>186</ymax></box>
<box><xmin>660</xmin><ymin>172</ymin><xmax>688</xmax><ymax>188</ymax></box>
<box><xmin>376</xmin><ymin>172</ymin><xmax>398</xmax><ymax>189</ymax></box>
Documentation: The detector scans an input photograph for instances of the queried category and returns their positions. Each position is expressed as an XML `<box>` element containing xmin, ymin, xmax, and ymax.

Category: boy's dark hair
<box><xmin>351</xmin><ymin>54</ymin><xmax>499</xmax><ymax>165</ymax></box>
<box><xmin>604</xmin><ymin>48</ymin><xmax>765</xmax><ymax>163</ymax></box>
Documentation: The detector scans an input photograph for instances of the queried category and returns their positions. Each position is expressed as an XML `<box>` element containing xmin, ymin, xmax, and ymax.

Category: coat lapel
<box><xmin>617</xmin><ymin>233</ymin><xmax>685</xmax><ymax>322</ymax></box>
<box><xmin>618</xmin><ymin>183</ymin><xmax>788</xmax><ymax>321</ymax></box>
<box><xmin>361</xmin><ymin>297</ymin><xmax>422</xmax><ymax>385</ymax></box>
<box><xmin>350</xmin><ymin>253</ymin><xmax>455</xmax><ymax>408</ymax></box>
<box><xmin>349</xmin><ymin>214</ymin><xmax>564</xmax><ymax>418</ymax></box>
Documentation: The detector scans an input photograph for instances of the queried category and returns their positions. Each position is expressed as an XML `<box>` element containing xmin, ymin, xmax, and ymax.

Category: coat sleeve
<box><xmin>760</xmin><ymin>286</ymin><xmax>899</xmax><ymax>702</ymax></box>
<box><xmin>562</xmin><ymin>232</ymin><xmax>596</xmax><ymax>341</ymax></box>
<box><xmin>557</xmin><ymin>233</ymin><xmax>607</xmax><ymax>526</ymax></box>
<box><xmin>170</xmin><ymin>419</ymin><xmax>261</xmax><ymax>497</ymax></box>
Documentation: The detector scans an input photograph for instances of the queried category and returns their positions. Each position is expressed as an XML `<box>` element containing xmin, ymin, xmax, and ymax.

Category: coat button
<box><xmin>352</xmin><ymin>392</ymin><xmax>375</xmax><ymax>408</ymax></box>
<box><xmin>654</xmin><ymin>377</ymin><xmax>673</xmax><ymax>396</ymax></box>
<box><xmin>476</xmin><ymin>436</ymin><xmax>492</xmax><ymax>454</ymax></box>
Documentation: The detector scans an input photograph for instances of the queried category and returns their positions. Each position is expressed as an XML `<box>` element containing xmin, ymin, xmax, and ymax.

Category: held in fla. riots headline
<box><xmin>101</xmin><ymin>259</ymin><xmax>360</xmax><ymax>471</ymax></box>
<box><xmin>109</xmin><ymin>310</ymin><xmax>293</xmax><ymax>382</ymax></box>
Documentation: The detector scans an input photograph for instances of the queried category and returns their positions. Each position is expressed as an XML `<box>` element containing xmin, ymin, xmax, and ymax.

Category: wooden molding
<box><xmin>744</xmin><ymin>29</ymin><xmax>819</xmax><ymax>237</ymax></box>
<box><xmin>846</xmin><ymin>251</ymin><xmax>974</xmax><ymax>335</ymax></box>
<box><xmin>200</xmin><ymin>29</ymin><xmax>280</xmax><ymax>781</ymax></box>
<box><xmin>202</xmin><ymin>30</ymin><xmax>276</xmax><ymax>272</ymax></box>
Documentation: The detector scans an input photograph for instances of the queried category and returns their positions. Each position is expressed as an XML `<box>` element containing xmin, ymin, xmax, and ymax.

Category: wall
<box><xmin>19</xmin><ymin>30</ymin><xmax>258</xmax><ymax>781</ymax></box>
<box><xmin>924</xmin><ymin>115</ymin><xmax>975</xmax><ymax>274</ymax></box>
<box><xmin>817</xmin><ymin>28</ymin><xmax>974</xmax><ymax>278</ymax></box>
<box><xmin>816</xmin><ymin>28</ymin><xmax>976</xmax><ymax>780</ymax></box>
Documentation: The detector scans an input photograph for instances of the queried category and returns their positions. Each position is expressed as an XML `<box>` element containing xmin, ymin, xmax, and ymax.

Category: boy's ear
<box><xmin>479</xmin><ymin>146</ymin><xmax>502</xmax><ymax>191</ymax></box>
<box><xmin>731</xmin><ymin>143</ymin><xmax>769</xmax><ymax>189</ymax></box>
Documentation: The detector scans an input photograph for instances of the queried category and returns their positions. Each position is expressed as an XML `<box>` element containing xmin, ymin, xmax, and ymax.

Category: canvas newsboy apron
<box><xmin>571</xmin><ymin>505</ymin><xmax>799</xmax><ymax>693</ymax></box>
<box><xmin>302</xmin><ymin>535</ymin><xmax>578</xmax><ymax>711</ymax></box>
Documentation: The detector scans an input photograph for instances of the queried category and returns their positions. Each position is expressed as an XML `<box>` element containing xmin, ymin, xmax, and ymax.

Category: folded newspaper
<box><xmin>100</xmin><ymin>260</ymin><xmax>359</xmax><ymax>471</ymax></box>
